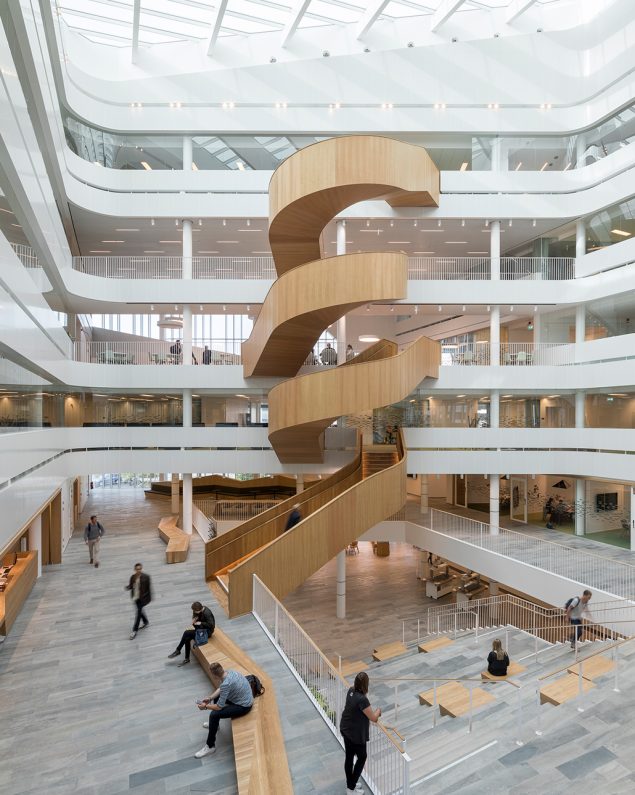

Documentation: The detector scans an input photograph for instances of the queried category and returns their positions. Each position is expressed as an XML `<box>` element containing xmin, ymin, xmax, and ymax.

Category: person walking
<box><xmin>340</xmin><ymin>672</ymin><xmax>382</xmax><ymax>793</ymax></box>
<box><xmin>167</xmin><ymin>601</ymin><xmax>215</xmax><ymax>667</ymax></box>
<box><xmin>202</xmin><ymin>345</ymin><xmax>212</xmax><ymax>365</ymax></box>
<box><xmin>284</xmin><ymin>503</ymin><xmax>302</xmax><ymax>531</ymax></box>
<box><xmin>195</xmin><ymin>662</ymin><xmax>254</xmax><ymax>758</ymax></box>
<box><xmin>566</xmin><ymin>590</ymin><xmax>592</xmax><ymax>649</ymax></box>
<box><xmin>486</xmin><ymin>638</ymin><xmax>510</xmax><ymax>677</ymax></box>
<box><xmin>125</xmin><ymin>562</ymin><xmax>152</xmax><ymax>639</ymax></box>
<box><xmin>84</xmin><ymin>515</ymin><xmax>105</xmax><ymax>568</ymax></box>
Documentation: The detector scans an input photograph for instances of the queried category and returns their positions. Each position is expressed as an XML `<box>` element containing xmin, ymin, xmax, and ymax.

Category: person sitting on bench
<box><xmin>167</xmin><ymin>601</ymin><xmax>215</xmax><ymax>667</ymax></box>
<box><xmin>486</xmin><ymin>638</ymin><xmax>510</xmax><ymax>677</ymax></box>
<box><xmin>194</xmin><ymin>662</ymin><xmax>254</xmax><ymax>758</ymax></box>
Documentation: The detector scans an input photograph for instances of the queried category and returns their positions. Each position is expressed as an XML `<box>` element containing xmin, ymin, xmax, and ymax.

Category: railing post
<box><xmin>614</xmin><ymin>645</ymin><xmax>620</xmax><ymax>692</ymax></box>
<box><xmin>454</xmin><ymin>613</ymin><xmax>457</xmax><ymax>640</ymax></box>
<box><xmin>468</xmin><ymin>684</ymin><xmax>474</xmax><ymax>733</ymax></box>
<box><xmin>403</xmin><ymin>743</ymin><xmax>410</xmax><ymax>795</ymax></box>
<box><xmin>417</xmin><ymin>618</ymin><xmax>421</xmax><ymax>643</ymax></box>
<box><xmin>577</xmin><ymin>660</ymin><xmax>585</xmax><ymax>711</ymax></box>
<box><xmin>274</xmin><ymin>602</ymin><xmax>279</xmax><ymax>644</ymax></box>
<box><xmin>535</xmin><ymin>687</ymin><xmax>543</xmax><ymax>736</ymax></box>
<box><xmin>394</xmin><ymin>683</ymin><xmax>399</xmax><ymax>722</ymax></box>
<box><xmin>515</xmin><ymin>687</ymin><xmax>524</xmax><ymax>746</ymax></box>
<box><xmin>475</xmin><ymin>606</ymin><xmax>480</xmax><ymax>644</ymax></box>
<box><xmin>432</xmin><ymin>681</ymin><xmax>438</xmax><ymax>728</ymax></box>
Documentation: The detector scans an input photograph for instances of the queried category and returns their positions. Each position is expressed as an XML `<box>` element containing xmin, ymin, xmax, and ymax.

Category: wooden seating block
<box><xmin>418</xmin><ymin>681</ymin><xmax>465</xmax><ymax>706</ymax></box>
<box><xmin>330</xmin><ymin>659</ymin><xmax>367</xmax><ymax>678</ymax></box>
<box><xmin>481</xmin><ymin>661</ymin><xmax>526</xmax><ymax>681</ymax></box>
<box><xmin>157</xmin><ymin>516</ymin><xmax>190</xmax><ymax>563</ymax></box>
<box><xmin>540</xmin><ymin>673</ymin><xmax>595</xmax><ymax>706</ymax></box>
<box><xmin>418</xmin><ymin>681</ymin><xmax>495</xmax><ymax>717</ymax></box>
<box><xmin>418</xmin><ymin>636</ymin><xmax>454</xmax><ymax>653</ymax></box>
<box><xmin>567</xmin><ymin>655</ymin><xmax>615</xmax><ymax>681</ymax></box>
<box><xmin>372</xmin><ymin>641</ymin><xmax>407</xmax><ymax>661</ymax></box>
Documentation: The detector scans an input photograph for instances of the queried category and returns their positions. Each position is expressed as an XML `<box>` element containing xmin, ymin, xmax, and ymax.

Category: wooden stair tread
<box><xmin>207</xmin><ymin>579</ymin><xmax>229</xmax><ymax>614</ymax></box>
<box><xmin>540</xmin><ymin>673</ymin><xmax>595</xmax><ymax>706</ymax></box>
<box><xmin>418</xmin><ymin>636</ymin><xmax>455</xmax><ymax>653</ymax></box>
<box><xmin>372</xmin><ymin>641</ymin><xmax>407</xmax><ymax>661</ymax></box>
<box><xmin>481</xmin><ymin>661</ymin><xmax>526</xmax><ymax>681</ymax></box>
<box><xmin>567</xmin><ymin>655</ymin><xmax>615</xmax><ymax>681</ymax></box>
<box><xmin>418</xmin><ymin>681</ymin><xmax>466</xmax><ymax>705</ymax></box>
<box><xmin>418</xmin><ymin>681</ymin><xmax>495</xmax><ymax>717</ymax></box>
<box><xmin>329</xmin><ymin>658</ymin><xmax>367</xmax><ymax>678</ymax></box>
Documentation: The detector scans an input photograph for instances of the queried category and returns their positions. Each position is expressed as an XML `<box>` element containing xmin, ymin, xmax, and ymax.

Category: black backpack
<box><xmin>246</xmin><ymin>674</ymin><xmax>265</xmax><ymax>697</ymax></box>
<box><xmin>564</xmin><ymin>596</ymin><xmax>580</xmax><ymax>611</ymax></box>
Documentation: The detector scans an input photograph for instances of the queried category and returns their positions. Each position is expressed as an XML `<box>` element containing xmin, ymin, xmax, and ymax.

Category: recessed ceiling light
<box><xmin>144</xmin><ymin>250</ymin><xmax>164</xmax><ymax>253</ymax></box>
<box><xmin>457</xmin><ymin>394</ymin><xmax>466</xmax><ymax>398</ymax></box>
<box><xmin>359</xmin><ymin>334</ymin><xmax>380</xmax><ymax>342</ymax></box>
<box><xmin>502</xmin><ymin>395</ymin><xmax>512</xmax><ymax>398</ymax></box>
<box><xmin>515</xmin><ymin>162</ymin><xmax>522</xmax><ymax>171</ymax></box>
<box><xmin>387</xmin><ymin>241</ymin><xmax>411</xmax><ymax>244</ymax></box>
<box><xmin>0</xmin><ymin>208</ymin><xmax>14</xmax><ymax>214</ymax></box>
<box><xmin>90</xmin><ymin>250</ymin><xmax>111</xmax><ymax>253</ymax></box>
<box><xmin>236</xmin><ymin>162</ymin><xmax>245</xmax><ymax>171</ymax></box>
<box><xmin>198</xmin><ymin>250</ymin><xmax>219</xmax><ymax>254</ymax></box>
<box><xmin>115</xmin><ymin>228</ymin><xmax>139</xmax><ymax>232</ymax></box>
<box><xmin>413</xmin><ymin>251</ymin><xmax>434</xmax><ymax>254</ymax></box>
<box><xmin>548</xmin><ymin>395</ymin><xmax>561</xmax><ymax>398</ymax></box>
<box><xmin>446</xmin><ymin>241</ymin><xmax>467</xmax><ymax>244</ymax></box>
<box><xmin>611</xmin><ymin>229</ymin><xmax>630</xmax><ymax>237</ymax></box>
<box><xmin>460</xmin><ymin>162</ymin><xmax>468</xmax><ymax>171</ymax></box>
<box><xmin>217</xmin><ymin>240</ymin><xmax>239</xmax><ymax>244</ymax></box>
<box><xmin>159</xmin><ymin>240</ymin><xmax>181</xmax><ymax>243</ymax></box>
<box><xmin>238</xmin><ymin>229</ymin><xmax>262</xmax><ymax>232</ymax></box>
<box><xmin>140</xmin><ymin>161</ymin><xmax>152</xmax><ymax>170</ymax></box>
<box><xmin>467</xmin><ymin>251</ymin><xmax>488</xmax><ymax>254</ymax></box>
<box><xmin>102</xmin><ymin>240</ymin><xmax>124</xmax><ymax>243</ymax></box>
<box><xmin>252</xmin><ymin>251</ymin><xmax>271</xmax><ymax>254</ymax></box>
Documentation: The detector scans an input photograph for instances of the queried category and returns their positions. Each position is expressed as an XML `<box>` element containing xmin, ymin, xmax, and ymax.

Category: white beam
<box><xmin>430</xmin><ymin>0</ymin><xmax>465</xmax><ymax>33</ymax></box>
<box><xmin>356</xmin><ymin>0</ymin><xmax>391</xmax><ymax>40</ymax></box>
<box><xmin>281</xmin><ymin>0</ymin><xmax>312</xmax><ymax>48</ymax></box>
<box><xmin>506</xmin><ymin>0</ymin><xmax>539</xmax><ymax>24</ymax></box>
<box><xmin>207</xmin><ymin>0</ymin><xmax>229</xmax><ymax>56</ymax></box>
<box><xmin>131</xmin><ymin>0</ymin><xmax>141</xmax><ymax>64</ymax></box>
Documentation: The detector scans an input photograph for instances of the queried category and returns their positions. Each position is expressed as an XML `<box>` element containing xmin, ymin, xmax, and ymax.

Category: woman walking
<box><xmin>339</xmin><ymin>672</ymin><xmax>382</xmax><ymax>793</ymax></box>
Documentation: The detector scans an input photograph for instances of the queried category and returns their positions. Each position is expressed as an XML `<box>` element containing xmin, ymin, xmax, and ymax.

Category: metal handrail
<box><xmin>538</xmin><ymin>632</ymin><xmax>635</xmax><ymax>682</ymax></box>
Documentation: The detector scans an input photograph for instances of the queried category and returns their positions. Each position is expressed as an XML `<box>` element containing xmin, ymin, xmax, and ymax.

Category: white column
<box><xmin>182</xmin><ymin>474</ymin><xmax>193</xmax><ymax>535</ymax></box>
<box><xmin>336</xmin><ymin>550</ymin><xmax>346</xmax><ymax>618</ymax></box>
<box><xmin>491</xmin><ymin>138</ymin><xmax>504</xmax><ymax>172</ymax></box>
<box><xmin>182</xmin><ymin>219</ymin><xmax>193</xmax><ymax>280</ymax></box>
<box><xmin>575</xmin><ymin>304</ymin><xmax>585</xmax><ymax>363</ymax></box>
<box><xmin>490</xmin><ymin>221</ymin><xmax>500</xmax><ymax>280</ymax></box>
<box><xmin>575</xmin><ymin>391</ymin><xmax>585</xmax><ymax>429</ymax></box>
<box><xmin>183</xmin><ymin>388</ymin><xmax>192</xmax><ymax>427</ymax></box>
<box><xmin>28</xmin><ymin>515</ymin><xmax>42</xmax><ymax>578</ymax></box>
<box><xmin>171</xmin><ymin>473</ymin><xmax>180</xmax><ymax>514</ymax></box>
<box><xmin>336</xmin><ymin>220</ymin><xmax>347</xmax><ymax>365</ymax></box>
<box><xmin>533</xmin><ymin>311</ymin><xmax>541</xmax><ymax>344</ymax></box>
<box><xmin>295</xmin><ymin>474</ymin><xmax>304</xmax><ymax>494</ymax></box>
<box><xmin>575</xmin><ymin>478</ymin><xmax>585</xmax><ymax>536</ymax></box>
<box><xmin>182</xmin><ymin>135</ymin><xmax>193</xmax><ymax>171</ymax></box>
<box><xmin>575</xmin><ymin>220</ymin><xmax>586</xmax><ymax>260</ymax></box>
<box><xmin>183</xmin><ymin>305</ymin><xmax>193</xmax><ymax>367</ymax></box>
<box><xmin>490</xmin><ymin>390</ymin><xmax>500</xmax><ymax>428</ymax></box>
<box><xmin>489</xmin><ymin>475</ymin><xmax>500</xmax><ymax>534</ymax></box>
<box><xmin>575</xmin><ymin>133</ymin><xmax>587</xmax><ymax>169</ymax></box>
<box><xmin>490</xmin><ymin>306</ymin><xmax>500</xmax><ymax>367</ymax></box>
<box><xmin>420</xmin><ymin>474</ymin><xmax>429</xmax><ymax>516</ymax></box>
<box><xmin>630</xmin><ymin>488</ymin><xmax>635</xmax><ymax>552</ymax></box>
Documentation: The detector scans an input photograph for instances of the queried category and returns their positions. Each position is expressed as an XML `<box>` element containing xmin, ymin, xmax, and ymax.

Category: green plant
<box><xmin>309</xmin><ymin>685</ymin><xmax>337</xmax><ymax>722</ymax></box>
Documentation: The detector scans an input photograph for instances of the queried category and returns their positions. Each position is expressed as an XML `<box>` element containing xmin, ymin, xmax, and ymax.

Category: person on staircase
<box><xmin>486</xmin><ymin>638</ymin><xmax>510</xmax><ymax>677</ymax></box>
<box><xmin>284</xmin><ymin>503</ymin><xmax>302</xmax><ymax>532</ymax></box>
<box><xmin>340</xmin><ymin>672</ymin><xmax>382</xmax><ymax>793</ymax></box>
<box><xmin>167</xmin><ymin>601</ymin><xmax>215</xmax><ymax>667</ymax></box>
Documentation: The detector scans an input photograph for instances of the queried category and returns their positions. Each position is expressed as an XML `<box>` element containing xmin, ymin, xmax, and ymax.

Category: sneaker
<box><xmin>95</xmin><ymin>562</ymin><xmax>99</xmax><ymax>568</ymax></box>
<box><xmin>139</xmin><ymin>622</ymin><xmax>149</xmax><ymax>630</ymax></box>
<box><xmin>89</xmin><ymin>559</ymin><xmax>93</xmax><ymax>564</ymax></box>
<box><xmin>129</xmin><ymin>632</ymin><xmax>137</xmax><ymax>640</ymax></box>
<box><xmin>167</xmin><ymin>650</ymin><xmax>180</xmax><ymax>659</ymax></box>
<box><xmin>194</xmin><ymin>744</ymin><xmax>215</xmax><ymax>759</ymax></box>
<box><xmin>178</xmin><ymin>658</ymin><xmax>190</xmax><ymax>667</ymax></box>
<box><xmin>202</xmin><ymin>721</ymin><xmax>209</xmax><ymax>729</ymax></box>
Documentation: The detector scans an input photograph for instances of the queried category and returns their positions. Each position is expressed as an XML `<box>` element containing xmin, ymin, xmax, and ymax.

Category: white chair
<box><xmin>463</xmin><ymin>350</ymin><xmax>474</xmax><ymax>365</ymax></box>
<box><xmin>516</xmin><ymin>351</ymin><xmax>528</xmax><ymax>365</ymax></box>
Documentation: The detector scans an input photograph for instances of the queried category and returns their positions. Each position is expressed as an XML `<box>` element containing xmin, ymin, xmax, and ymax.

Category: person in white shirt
<box><xmin>566</xmin><ymin>589</ymin><xmax>592</xmax><ymax>649</ymax></box>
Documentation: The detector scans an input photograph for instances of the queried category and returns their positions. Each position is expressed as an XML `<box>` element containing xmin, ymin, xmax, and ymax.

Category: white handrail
<box><xmin>73</xmin><ymin>339</ymin><xmax>243</xmax><ymax>365</ymax></box>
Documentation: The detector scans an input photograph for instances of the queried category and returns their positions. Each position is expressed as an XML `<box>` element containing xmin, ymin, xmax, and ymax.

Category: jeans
<box><xmin>343</xmin><ymin>735</ymin><xmax>367</xmax><ymax>790</ymax></box>
<box><xmin>206</xmin><ymin>699</ymin><xmax>252</xmax><ymax>747</ymax></box>
<box><xmin>133</xmin><ymin>599</ymin><xmax>149</xmax><ymax>632</ymax></box>
<box><xmin>176</xmin><ymin>629</ymin><xmax>196</xmax><ymax>660</ymax></box>
<box><xmin>87</xmin><ymin>538</ymin><xmax>100</xmax><ymax>563</ymax></box>
<box><xmin>570</xmin><ymin>619</ymin><xmax>583</xmax><ymax>645</ymax></box>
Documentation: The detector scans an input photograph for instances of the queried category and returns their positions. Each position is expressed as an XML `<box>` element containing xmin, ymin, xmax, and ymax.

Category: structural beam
<box><xmin>355</xmin><ymin>0</ymin><xmax>391</xmax><ymax>40</ymax></box>
<box><xmin>207</xmin><ymin>0</ymin><xmax>229</xmax><ymax>56</ymax></box>
<box><xmin>131</xmin><ymin>0</ymin><xmax>141</xmax><ymax>63</ymax></box>
<box><xmin>506</xmin><ymin>0</ymin><xmax>538</xmax><ymax>24</ymax></box>
<box><xmin>281</xmin><ymin>0</ymin><xmax>312</xmax><ymax>48</ymax></box>
<box><xmin>430</xmin><ymin>0</ymin><xmax>466</xmax><ymax>32</ymax></box>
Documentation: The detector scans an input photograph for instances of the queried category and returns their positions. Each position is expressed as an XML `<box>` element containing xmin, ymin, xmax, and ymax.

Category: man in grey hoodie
<box><xmin>84</xmin><ymin>515</ymin><xmax>105</xmax><ymax>568</ymax></box>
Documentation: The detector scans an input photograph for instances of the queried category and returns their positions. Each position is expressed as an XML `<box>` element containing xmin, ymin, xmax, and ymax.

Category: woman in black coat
<box><xmin>167</xmin><ymin>601</ymin><xmax>215</xmax><ymax>667</ymax></box>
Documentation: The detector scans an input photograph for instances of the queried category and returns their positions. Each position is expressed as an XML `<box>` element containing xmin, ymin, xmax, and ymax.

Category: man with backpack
<box><xmin>565</xmin><ymin>590</ymin><xmax>592</xmax><ymax>649</ymax></box>
<box><xmin>84</xmin><ymin>515</ymin><xmax>105</xmax><ymax>568</ymax></box>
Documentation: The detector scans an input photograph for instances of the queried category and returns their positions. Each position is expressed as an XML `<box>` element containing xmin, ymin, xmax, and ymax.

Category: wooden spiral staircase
<box><xmin>206</xmin><ymin>136</ymin><xmax>441</xmax><ymax>617</ymax></box>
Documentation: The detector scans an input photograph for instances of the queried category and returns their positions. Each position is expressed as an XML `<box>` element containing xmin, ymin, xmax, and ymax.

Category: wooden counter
<box><xmin>0</xmin><ymin>550</ymin><xmax>38</xmax><ymax>636</ymax></box>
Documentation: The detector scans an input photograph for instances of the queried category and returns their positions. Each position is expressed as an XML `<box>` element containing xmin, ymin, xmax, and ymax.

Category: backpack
<box><xmin>246</xmin><ymin>674</ymin><xmax>265</xmax><ymax>698</ymax></box>
<box><xmin>564</xmin><ymin>596</ymin><xmax>580</xmax><ymax>611</ymax></box>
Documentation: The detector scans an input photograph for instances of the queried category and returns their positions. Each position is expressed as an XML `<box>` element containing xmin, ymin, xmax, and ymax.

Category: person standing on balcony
<box><xmin>320</xmin><ymin>342</ymin><xmax>337</xmax><ymax>365</ymax></box>
<box><xmin>346</xmin><ymin>344</ymin><xmax>355</xmax><ymax>361</ymax></box>
<box><xmin>340</xmin><ymin>671</ymin><xmax>382</xmax><ymax>793</ymax></box>
<box><xmin>84</xmin><ymin>514</ymin><xmax>105</xmax><ymax>568</ymax></box>
<box><xmin>170</xmin><ymin>339</ymin><xmax>182</xmax><ymax>363</ymax></box>
<box><xmin>566</xmin><ymin>590</ymin><xmax>592</xmax><ymax>649</ymax></box>
<box><xmin>202</xmin><ymin>346</ymin><xmax>212</xmax><ymax>365</ymax></box>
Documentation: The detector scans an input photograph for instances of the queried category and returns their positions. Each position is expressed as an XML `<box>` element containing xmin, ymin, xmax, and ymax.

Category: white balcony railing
<box><xmin>70</xmin><ymin>255</ymin><xmax>575</xmax><ymax>281</ymax></box>
<box><xmin>429</xmin><ymin>509</ymin><xmax>635</xmax><ymax>600</ymax></box>
<box><xmin>10</xmin><ymin>242</ymin><xmax>40</xmax><ymax>268</ymax></box>
<box><xmin>441</xmin><ymin>342</ymin><xmax>574</xmax><ymax>366</ymax></box>
<box><xmin>74</xmin><ymin>339</ymin><xmax>242</xmax><ymax>365</ymax></box>
<box><xmin>252</xmin><ymin>575</ymin><xmax>411</xmax><ymax>795</ymax></box>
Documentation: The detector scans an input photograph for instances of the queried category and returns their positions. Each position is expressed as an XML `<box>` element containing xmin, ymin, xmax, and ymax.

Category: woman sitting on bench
<box><xmin>167</xmin><ymin>601</ymin><xmax>215</xmax><ymax>667</ymax></box>
<box><xmin>486</xmin><ymin>638</ymin><xmax>510</xmax><ymax>677</ymax></box>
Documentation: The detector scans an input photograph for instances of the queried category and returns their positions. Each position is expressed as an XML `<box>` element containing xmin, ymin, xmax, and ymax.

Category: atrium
<box><xmin>1</xmin><ymin>0</ymin><xmax>635</xmax><ymax>793</ymax></box>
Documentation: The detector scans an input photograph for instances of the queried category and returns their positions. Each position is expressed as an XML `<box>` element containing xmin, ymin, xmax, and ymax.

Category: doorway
<box><xmin>510</xmin><ymin>477</ymin><xmax>528</xmax><ymax>524</ymax></box>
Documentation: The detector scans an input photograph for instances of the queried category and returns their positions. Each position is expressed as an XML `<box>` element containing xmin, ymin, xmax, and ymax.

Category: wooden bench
<box><xmin>0</xmin><ymin>551</ymin><xmax>38</xmax><ymax>637</ymax></box>
<box><xmin>567</xmin><ymin>655</ymin><xmax>615</xmax><ymax>681</ymax></box>
<box><xmin>372</xmin><ymin>641</ymin><xmax>407</xmax><ymax>661</ymax></box>
<box><xmin>418</xmin><ymin>636</ymin><xmax>454</xmax><ymax>654</ymax></box>
<box><xmin>157</xmin><ymin>516</ymin><xmax>190</xmax><ymax>563</ymax></box>
<box><xmin>418</xmin><ymin>681</ymin><xmax>495</xmax><ymax>717</ymax></box>
<box><xmin>540</xmin><ymin>673</ymin><xmax>595</xmax><ymax>706</ymax></box>
<box><xmin>481</xmin><ymin>661</ymin><xmax>526</xmax><ymax>681</ymax></box>
<box><xmin>192</xmin><ymin>628</ymin><xmax>293</xmax><ymax>794</ymax></box>
<box><xmin>329</xmin><ymin>658</ymin><xmax>368</xmax><ymax>679</ymax></box>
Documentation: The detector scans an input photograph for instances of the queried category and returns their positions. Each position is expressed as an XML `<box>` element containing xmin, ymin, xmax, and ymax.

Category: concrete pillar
<box><xmin>295</xmin><ymin>475</ymin><xmax>304</xmax><ymax>494</ymax></box>
<box><xmin>575</xmin><ymin>391</ymin><xmax>585</xmax><ymax>429</ymax></box>
<box><xmin>575</xmin><ymin>220</ymin><xmax>586</xmax><ymax>260</ymax></box>
<box><xmin>183</xmin><ymin>305</ymin><xmax>193</xmax><ymax>367</ymax></box>
<box><xmin>490</xmin><ymin>221</ymin><xmax>500</xmax><ymax>280</ymax></box>
<box><xmin>489</xmin><ymin>474</ymin><xmax>500</xmax><ymax>534</ymax></box>
<box><xmin>171</xmin><ymin>473</ymin><xmax>180</xmax><ymax>514</ymax></box>
<box><xmin>28</xmin><ymin>515</ymin><xmax>42</xmax><ymax>578</ymax></box>
<box><xmin>490</xmin><ymin>305</ymin><xmax>500</xmax><ymax>366</ymax></box>
<box><xmin>182</xmin><ymin>473</ymin><xmax>193</xmax><ymax>535</ymax></box>
<box><xmin>182</xmin><ymin>135</ymin><xmax>193</xmax><ymax>171</ymax></box>
<box><xmin>182</xmin><ymin>219</ymin><xmax>193</xmax><ymax>279</ymax></box>
<box><xmin>490</xmin><ymin>390</ymin><xmax>499</xmax><ymax>429</ymax></box>
<box><xmin>491</xmin><ymin>138</ymin><xmax>505</xmax><ymax>172</ymax></box>
<box><xmin>575</xmin><ymin>304</ymin><xmax>585</xmax><ymax>364</ymax></box>
<box><xmin>575</xmin><ymin>478</ymin><xmax>585</xmax><ymax>536</ymax></box>
<box><xmin>630</xmin><ymin>488</ymin><xmax>635</xmax><ymax>552</ymax></box>
<box><xmin>533</xmin><ymin>311</ymin><xmax>541</xmax><ymax>344</ymax></box>
<box><xmin>575</xmin><ymin>133</ymin><xmax>587</xmax><ymax>169</ymax></box>
<box><xmin>445</xmin><ymin>476</ymin><xmax>453</xmax><ymax>506</ymax></box>
<box><xmin>489</xmin><ymin>579</ymin><xmax>499</xmax><ymax>596</ymax></box>
<box><xmin>420</xmin><ymin>474</ymin><xmax>429</xmax><ymax>516</ymax></box>
<box><xmin>336</xmin><ymin>550</ymin><xmax>346</xmax><ymax>619</ymax></box>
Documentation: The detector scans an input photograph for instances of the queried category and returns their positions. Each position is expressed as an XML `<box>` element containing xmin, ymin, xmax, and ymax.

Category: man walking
<box><xmin>125</xmin><ymin>562</ymin><xmax>152</xmax><ymax>640</ymax></box>
<box><xmin>566</xmin><ymin>589</ymin><xmax>592</xmax><ymax>649</ymax></box>
<box><xmin>84</xmin><ymin>515</ymin><xmax>105</xmax><ymax>568</ymax></box>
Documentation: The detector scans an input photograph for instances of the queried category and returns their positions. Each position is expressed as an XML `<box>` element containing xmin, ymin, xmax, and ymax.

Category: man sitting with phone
<box><xmin>194</xmin><ymin>662</ymin><xmax>254</xmax><ymax>758</ymax></box>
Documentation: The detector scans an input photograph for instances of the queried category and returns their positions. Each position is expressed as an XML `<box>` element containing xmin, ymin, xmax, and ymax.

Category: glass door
<box><xmin>510</xmin><ymin>477</ymin><xmax>528</xmax><ymax>523</ymax></box>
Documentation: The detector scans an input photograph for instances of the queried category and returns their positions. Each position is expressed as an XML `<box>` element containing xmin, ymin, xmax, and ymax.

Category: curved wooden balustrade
<box><xmin>268</xmin><ymin>335</ymin><xmax>440</xmax><ymax>463</ymax></box>
<box><xmin>242</xmin><ymin>252</ymin><xmax>407</xmax><ymax>377</ymax></box>
<box><xmin>269</xmin><ymin>136</ymin><xmax>440</xmax><ymax>275</ymax></box>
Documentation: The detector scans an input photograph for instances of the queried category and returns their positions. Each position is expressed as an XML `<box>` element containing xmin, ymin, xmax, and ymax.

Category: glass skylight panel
<box><xmin>301</xmin><ymin>0</ymin><xmax>362</xmax><ymax>25</ymax></box>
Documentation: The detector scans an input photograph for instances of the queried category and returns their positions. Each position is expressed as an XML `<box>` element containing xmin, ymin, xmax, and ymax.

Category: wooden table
<box><xmin>0</xmin><ymin>551</ymin><xmax>38</xmax><ymax>636</ymax></box>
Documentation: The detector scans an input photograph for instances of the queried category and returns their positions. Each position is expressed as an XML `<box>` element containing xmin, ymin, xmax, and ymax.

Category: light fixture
<box><xmin>515</xmin><ymin>162</ymin><xmax>522</xmax><ymax>171</ymax></box>
<box><xmin>175</xmin><ymin>219</ymin><xmax>179</xmax><ymax>226</ymax></box>
<box><xmin>413</xmin><ymin>220</ymin><xmax>418</xmax><ymax>227</ymax></box>
<box><xmin>359</xmin><ymin>334</ymin><xmax>380</xmax><ymax>342</ymax></box>
<box><xmin>527</xmin><ymin>321</ymin><xmax>534</xmax><ymax>331</ymax></box>
<box><xmin>140</xmin><ymin>161</ymin><xmax>152</xmax><ymax>170</ymax></box>
<box><xmin>437</xmin><ymin>219</ymin><xmax>442</xmax><ymax>227</ymax></box>
<box><xmin>222</xmin><ymin>219</ymin><xmax>227</xmax><ymax>226</ymax></box>
<box><xmin>101</xmin><ymin>240</ymin><xmax>124</xmax><ymax>243</ymax></box>
<box><xmin>438</xmin><ymin>305</ymin><xmax>442</xmax><ymax>312</ymax></box>
<box><xmin>460</xmin><ymin>163</ymin><xmax>468</xmax><ymax>171</ymax></box>
<box><xmin>540</xmin><ymin>162</ymin><xmax>549</xmax><ymax>171</ymax></box>
<box><xmin>611</xmin><ymin>229</ymin><xmax>630</xmax><ymax>237</ymax></box>
<box><xmin>510</xmin><ymin>306</ymin><xmax>514</xmax><ymax>312</ymax></box>
<box><xmin>198</xmin><ymin>219</ymin><xmax>202</xmax><ymax>226</ymax></box>
<box><xmin>236</xmin><ymin>162</ymin><xmax>245</xmax><ymax>171</ymax></box>
<box><xmin>150</xmin><ymin>218</ymin><xmax>155</xmax><ymax>226</ymax></box>
<box><xmin>115</xmin><ymin>228</ymin><xmax>139</xmax><ymax>232</ymax></box>
<box><xmin>508</xmin><ymin>219</ymin><xmax>513</xmax><ymax>227</ymax></box>
<box><xmin>461</xmin><ymin>219</ymin><xmax>465</xmax><ymax>226</ymax></box>
<box><xmin>222</xmin><ymin>305</ymin><xmax>226</xmax><ymax>311</ymax></box>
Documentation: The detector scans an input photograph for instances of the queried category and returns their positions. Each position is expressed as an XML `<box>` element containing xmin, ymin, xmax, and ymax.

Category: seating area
<box><xmin>157</xmin><ymin>516</ymin><xmax>190</xmax><ymax>563</ymax></box>
<box><xmin>192</xmin><ymin>627</ymin><xmax>293</xmax><ymax>794</ymax></box>
<box><xmin>418</xmin><ymin>681</ymin><xmax>496</xmax><ymax>717</ymax></box>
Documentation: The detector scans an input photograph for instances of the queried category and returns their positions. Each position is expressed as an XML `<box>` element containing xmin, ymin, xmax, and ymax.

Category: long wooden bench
<box><xmin>192</xmin><ymin>628</ymin><xmax>293</xmax><ymax>794</ymax></box>
<box><xmin>539</xmin><ymin>673</ymin><xmax>595</xmax><ymax>706</ymax></box>
<box><xmin>418</xmin><ymin>681</ymin><xmax>495</xmax><ymax>717</ymax></box>
<box><xmin>372</xmin><ymin>641</ymin><xmax>407</xmax><ymax>662</ymax></box>
<box><xmin>418</xmin><ymin>636</ymin><xmax>454</xmax><ymax>654</ymax></box>
<box><xmin>157</xmin><ymin>516</ymin><xmax>190</xmax><ymax>563</ymax></box>
<box><xmin>481</xmin><ymin>661</ymin><xmax>526</xmax><ymax>681</ymax></box>
<box><xmin>567</xmin><ymin>654</ymin><xmax>615</xmax><ymax>681</ymax></box>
